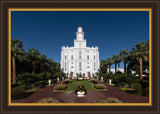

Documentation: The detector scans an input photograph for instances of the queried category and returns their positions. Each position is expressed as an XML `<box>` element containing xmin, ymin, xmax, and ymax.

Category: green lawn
<box><xmin>25</xmin><ymin>89</ymin><xmax>38</xmax><ymax>93</ymax></box>
<box><xmin>120</xmin><ymin>87</ymin><xmax>128</xmax><ymax>91</ymax></box>
<box><xmin>66</xmin><ymin>80</ymin><xmax>96</xmax><ymax>91</ymax></box>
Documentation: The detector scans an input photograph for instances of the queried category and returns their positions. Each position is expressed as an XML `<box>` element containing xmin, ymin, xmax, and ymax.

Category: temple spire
<box><xmin>78</xmin><ymin>24</ymin><xmax>82</xmax><ymax>27</ymax></box>
<box><xmin>76</xmin><ymin>24</ymin><xmax>84</xmax><ymax>40</ymax></box>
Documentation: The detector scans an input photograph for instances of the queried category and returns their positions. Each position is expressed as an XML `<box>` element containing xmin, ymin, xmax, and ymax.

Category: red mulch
<box><xmin>11</xmin><ymin>79</ymin><xmax>149</xmax><ymax>103</ymax></box>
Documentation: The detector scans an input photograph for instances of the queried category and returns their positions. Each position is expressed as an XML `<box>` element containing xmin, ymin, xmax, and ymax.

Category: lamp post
<box><xmin>101</xmin><ymin>76</ymin><xmax>103</xmax><ymax>82</ymax></box>
<box><xmin>109</xmin><ymin>79</ymin><xmax>112</xmax><ymax>85</ymax></box>
<box><xmin>57</xmin><ymin>77</ymin><xmax>59</xmax><ymax>82</ymax></box>
<box><xmin>62</xmin><ymin>75</ymin><xmax>64</xmax><ymax>80</ymax></box>
<box><xmin>48</xmin><ymin>79</ymin><xmax>51</xmax><ymax>86</ymax></box>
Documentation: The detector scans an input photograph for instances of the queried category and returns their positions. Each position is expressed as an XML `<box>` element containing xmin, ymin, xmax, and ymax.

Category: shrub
<box><xmin>28</xmin><ymin>80</ymin><xmax>48</xmax><ymax>89</ymax></box>
<box><xmin>141</xmin><ymin>80</ymin><xmax>149</xmax><ymax>88</ymax></box>
<box><xmin>26</xmin><ymin>89</ymin><xmax>38</xmax><ymax>93</ymax></box>
<box><xmin>37</xmin><ymin>84</ymin><xmax>45</xmax><ymax>88</ymax></box>
<box><xmin>26</xmin><ymin>80</ymin><xmax>47</xmax><ymax>89</ymax></box>
<box><xmin>35</xmin><ymin>72</ymin><xmax>52</xmax><ymax>80</ymax></box>
<box><xmin>96</xmin><ymin>98</ymin><xmax>122</xmax><ymax>103</ymax></box>
<box><xmin>132</xmin><ymin>83</ymin><xmax>142</xmax><ymax>96</ymax></box>
<box><xmin>142</xmin><ymin>86</ymin><xmax>149</xmax><ymax>96</ymax></box>
<box><xmin>37</xmin><ymin>72</ymin><xmax>46</xmax><ymax>80</ymax></box>
<box><xmin>11</xmin><ymin>85</ymin><xmax>25</xmax><ymax>99</ymax></box>
<box><xmin>17</xmin><ymin>80</ymin><xmax>25</xmax><ymax>85</ymax></box>
<box><xmin>37</xmin><ymin>98</ymin><xmax>59</xmax><ymax>103</ymax></box>
<box><xmin>54</xmin><ymin>84</ymin><xmax>67</xmax><ymax>90</ymax></box>
<box><xmin>115</xmin><ymin>82</ymin><xmax>128</xmax><ymax>88</ymax></box>
<box><xmin>120</xmin><ymin>82</ymin><xmax>127</xmax><ymax>87</ymax></box>
<box><xmin>112</xmin><ymin>73</ymin><xmax>141</xmax><ymax>86</ymax></box>
<box><xmin>120</xmin><ymin>88</ymin><xmax>128</xmax><ymax>91</ymax></box>
<box><xmin>33</xmin><ymin>80</ymin><xmax>48</xmax><ymax>85</ymax></box>
<box><xmin>94</xmin><ymin>84</ymin><xmax>106</xmax><ymax>90</ymax></box>
<box><xmin>63</xmin><ymin>79</ymin><xmax>73</xmax><ymax>85</ymax></box>
<box><xmin>45</xmin><ymin>72</ymin><xmax>52</xmax><ymax>80</ymax></box>
<box><xmin>17</xmin><ymin>72</ymin><xmax>34</xmax><ymax>84</ymax></box>
<box><xmin>89</xmin><ymin>79</ymin><xmax>97</xmax><ymax>84</ymax></box>
<box><xmin>52</xmin><ymin>79</ymin><xmax>57</xmax><ymax>83</ymax></box>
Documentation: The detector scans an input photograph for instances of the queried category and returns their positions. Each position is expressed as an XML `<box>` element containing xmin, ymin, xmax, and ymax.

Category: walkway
<box><xmin>12</xmin><ymin>79</ymin><xmax>149</xmax><ymax>103</ymax></box>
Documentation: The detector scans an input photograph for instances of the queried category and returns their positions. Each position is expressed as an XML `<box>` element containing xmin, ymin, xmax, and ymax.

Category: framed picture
<box><xmin>0</xmin><ymin>0</ymin><xmax>159</xmax><ymax>113</ymax></box>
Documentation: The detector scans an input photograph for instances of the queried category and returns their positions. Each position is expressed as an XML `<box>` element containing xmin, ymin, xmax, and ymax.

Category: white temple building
<box><xmin>61</xmin><ymin>25</ymin><xmax>100</xmax><ymax>78</ymax></box>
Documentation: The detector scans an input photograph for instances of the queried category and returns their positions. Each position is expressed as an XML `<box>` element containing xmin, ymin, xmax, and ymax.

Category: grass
<box><xmin>25</xmin><ymin>89</ymin><xmax>38</xmax><ymax>93</ymax></box>
<box><xmin>66</xmin><ymin>80</ymin><xmax>96</xmax><ymax>91</ymax></box>
<box><xmin>45</xmin><ymin>84</ymin><xmax>53</xmax><ymax>87</ymax></box>
<box><xmin>120</xmin><ymin>87</ymin><xmax>128</xmax><ymax>91</ymax></box>
<box><xmin>106</xmin><ymin>83</ymin><xmax>115</xmax><ymax>86</ymax></box>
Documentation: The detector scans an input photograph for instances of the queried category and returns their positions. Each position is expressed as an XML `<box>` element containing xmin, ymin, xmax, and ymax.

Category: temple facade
<box><xmin>61</xmin><ymin>25</ymin><xmax>99</xmax><ymax>78</ymax></box>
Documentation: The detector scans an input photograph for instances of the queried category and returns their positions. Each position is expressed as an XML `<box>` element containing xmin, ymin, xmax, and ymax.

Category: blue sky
<box><xmin>11</xmin><ymin>11</ymin><xmax>149</xmax><ymax>68</ymax></box>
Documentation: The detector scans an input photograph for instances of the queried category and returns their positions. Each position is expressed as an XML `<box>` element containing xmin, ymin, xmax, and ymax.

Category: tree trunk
<box><xmin>124</xmin><ymin>61</ymin><xmax>126</xmax><ymax>74</ymax></box>
<box><xmin>12</xmin><ymin>56</ymin><xmax>16</xmax><ymax>84</ymax></box>
<box><xmin>139</xmin><ymin>57</ymin><xmax>143</xmax><ymax>80</ymax></box>
<box><xmin>109</xmin><ymin>64</ymin><xmax>111</xmax><ymax>73</ymax></box>
<box><xmin>106</xmin><ymin>65</ymin><xmax>108</xmax><ymax>75</ymax></box>
<box><xmin>115</xmin><ymin>63</ymin><xmax>117</xmax><ymax>74</ymax></box>
<box><xmin>32</xmin><ymin>61</ymin><xmax>35</xmax><ymax>75</ymax></box>
<box><xmin>43</xmin><ymin>63</ymin><xmax>45</xmax><ymax>72</ymax></box>
<box><xmin>41</xmin><ymin>63</ymin><xmax>45</xmax><ymax>72</ymax></box>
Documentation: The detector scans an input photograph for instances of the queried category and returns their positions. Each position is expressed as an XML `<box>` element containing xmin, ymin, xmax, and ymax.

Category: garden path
<box><xmin>12</xmin><ymin>79</ymin><xmax>149</xmax><ymax>103</ymax></box>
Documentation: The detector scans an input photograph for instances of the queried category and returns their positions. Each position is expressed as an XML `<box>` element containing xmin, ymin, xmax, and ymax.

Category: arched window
<box><xmin>79</xmin><ymin>51</ymin><xmax>82</xmax><ymax>59</ymax></box>
<box><xmin>87</xmin><ymin>55</ymin><xmax>89</xmax><ymax>60</ymax></box>
<box><xmin>79</xmin><ymin>62</ymin><xmax>82</xmax><ymax>71</ymax></box>
<box><xmin>65</xmin><ymin>62</ymin><xmax>67</xmax><ymax>71</ymax></box>
<box><xmin>71</xmin><ymin>55</ymin><xmax>73</xmax><ymax>60</ymax></box>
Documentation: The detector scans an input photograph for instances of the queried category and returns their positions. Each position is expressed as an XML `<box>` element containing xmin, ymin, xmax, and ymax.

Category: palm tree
<box><xmin>131</xmin><ymin>41</ymin><xmax>148</xmax><ymax>80</ymax></box>
<box><xmin>55</xmin><ymin>63</ymin><xmax>60</xmax><ymax>73</ymax></box>
<box><xmin>47</xmin><ymin>58</ymin><xmax>55</xmax><ymax>75</ymax></box>
<box><xmin>120</xmin><ymin>49</ymin><xmax>129</xmax><ymax>74</ymax></box>
<box><xmin>11</xmin><ymin>38</ymin><xmax>24</xmax><ymax>84</ymax></box>
<box><xmin>27</xmin><ymin>48</ymin><xmax>40</xmax><ymax>75</ymax></box>
<box><xmin>111</xmin><ymin>55</ymin><xmax>120</xmax><ymax>74</ymax></box>
<box><xmin>106</xmin><ymin>57</ymin><xmax>113</xmax><ymax>73</ymax></box>
<box><xmin>100</xmin><ymin>60</ymin><xmax>108</xmax><ymax>74</ymax></box>
<box><xmin>47</xmin><ymin>58</ymin><xmax>60</xmax><ymax>76</ymax></box>
<box><xmin>38</xmin><ymin>54</ymin><xmax>47</xmax><ymax>72</ymax></box>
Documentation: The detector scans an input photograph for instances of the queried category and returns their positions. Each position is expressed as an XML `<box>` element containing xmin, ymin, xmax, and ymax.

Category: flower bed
<box><xmin>37</xmin><ymin>98</ymin><xmax>59</xmax><ymax>103</ymax></box>
<box><xmin>89</xmin><ymin>79</ymin><xmax>98</xmax><ymax>84</ymax></box>
<box><xmin>63</xmin><ymin>79</ymin><xmax>73</xmax><ymax>85</ymax></box>
<box><xmin>95</xmin><ymin>98</ymin><xmax>122</xmax><ymax>103</ymax></box>
<box><xmin>94</xmin><ymin>84</ymin><xmax>107</xmax><ymax>90</ymax></box>
<box><xmin>54</xmin><ymin>84</ymin><xmax>68</xmax><ymax>90</ymax></box>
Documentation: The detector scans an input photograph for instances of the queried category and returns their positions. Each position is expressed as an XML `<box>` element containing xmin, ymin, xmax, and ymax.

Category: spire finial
<box><xmin>78</xmin><ymin>24</ymin><xmax>82</xmax><ymax>27</ymax></box>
